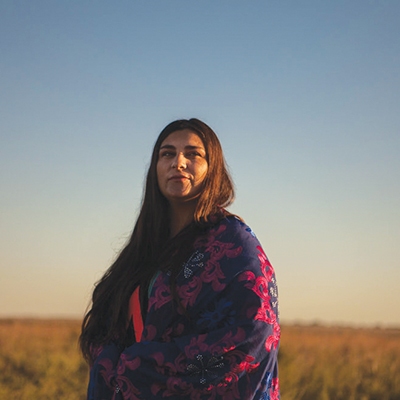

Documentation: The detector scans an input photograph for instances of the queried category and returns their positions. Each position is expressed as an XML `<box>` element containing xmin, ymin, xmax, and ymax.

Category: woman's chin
<box><xmin>166</xmin><ymin>193</ymin><xmax>200</xmax><ymax>205</ymax></box>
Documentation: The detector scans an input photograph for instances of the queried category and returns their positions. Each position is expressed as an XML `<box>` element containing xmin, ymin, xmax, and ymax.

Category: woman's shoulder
<box><xmin>212</xmin><ymin>214</ymin><xmax>260</xmax><ymax>243</ymax></box>
<box><xmin>192</xmin><ymin>214</ymin><xmax>274</xmax><ymax>281</ymax></box>
<box><xmin>194</xmin><ymin>214</ymin><xmax>264</xmax><ymax>259</ymax></box>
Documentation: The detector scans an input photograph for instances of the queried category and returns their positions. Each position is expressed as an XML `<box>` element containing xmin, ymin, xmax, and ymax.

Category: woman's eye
<box><xmin>160</xmin><ymin>151</ymin><xmax>174</xmax><ymax>158</ymax></box>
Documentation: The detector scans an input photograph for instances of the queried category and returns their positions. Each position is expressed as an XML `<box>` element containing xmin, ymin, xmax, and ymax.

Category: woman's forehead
<box><xmin>160</xmin><ymin>129</ymin><xmax>205</xmax><ymax>149</ymax></box>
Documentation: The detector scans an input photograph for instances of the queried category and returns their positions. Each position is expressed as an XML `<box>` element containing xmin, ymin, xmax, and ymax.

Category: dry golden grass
<box><xmin>0</xmin><ymin>319</ymin><xmax>87</xmax><ymax>400</ymax></box>
<box><xmin>0</xmin><ymin>319</ymin><xmax>399</xmax><ymax>399</ymax></box>
<box><xmin>280</xmin><ymin>324</ymin><xmax>400</xmax><ymax>400</ymax></box>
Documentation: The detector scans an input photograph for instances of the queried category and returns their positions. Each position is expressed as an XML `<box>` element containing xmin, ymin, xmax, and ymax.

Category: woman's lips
<box><xmin>168</xmin><ymin>175</ymin><xmax>189</xmax><ymax>181</ymax></box>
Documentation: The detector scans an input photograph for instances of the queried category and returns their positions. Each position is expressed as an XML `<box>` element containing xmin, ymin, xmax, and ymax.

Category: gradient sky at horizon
<box><xmin>1</xmin><ymin>1</ymin><xmax>399</xmax><ymax>326</ymax></box>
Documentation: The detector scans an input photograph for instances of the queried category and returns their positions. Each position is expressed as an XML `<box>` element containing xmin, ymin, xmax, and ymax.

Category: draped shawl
<box><xmin>87</xmin><ymin>216</ymin><xmax>280</xmax><ymax>400</ymax></box>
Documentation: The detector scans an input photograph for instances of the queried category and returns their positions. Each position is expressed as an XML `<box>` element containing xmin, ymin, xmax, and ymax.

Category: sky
<box><xmin>1</xmin><ymin>0</ymin><xmax>399</xmax><ymax>327</ymax></box>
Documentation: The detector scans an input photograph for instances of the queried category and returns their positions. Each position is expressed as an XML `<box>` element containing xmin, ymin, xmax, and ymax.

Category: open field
<box><xmin>279</xmin><ymin>324</ymin><xmax>400</xmax><ymax>400</ymax></box>
<box><xmin>0</xmin><ymin>319</ymin><xmax>399</xmax><ymax>399</ymax></box>
<box><xmin>0</xmin><ymin>319</ymin><xmax>87</xmax><ymax>400</ymax></box>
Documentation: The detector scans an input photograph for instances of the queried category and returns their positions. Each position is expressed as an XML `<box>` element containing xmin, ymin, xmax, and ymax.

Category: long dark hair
<box><xmin>80</xmin><ymin>118</ymin><xmax>235</xmax><ymax>363</ymax></box>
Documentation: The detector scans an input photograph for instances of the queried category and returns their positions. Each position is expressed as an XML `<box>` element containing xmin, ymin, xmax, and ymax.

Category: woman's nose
<box><xmin>172</xmin><ymin>153</ymin><xmax>187</xmax><ymax>169</ymax></box>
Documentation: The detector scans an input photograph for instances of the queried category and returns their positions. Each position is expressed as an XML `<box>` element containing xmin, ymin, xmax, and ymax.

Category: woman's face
<box><xmin>157</xmin><ymin>129</ymin><xmax>208</xmax><ymax>205</ymax></box>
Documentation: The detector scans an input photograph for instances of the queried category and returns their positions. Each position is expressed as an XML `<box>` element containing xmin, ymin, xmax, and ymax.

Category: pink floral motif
<box><xmin>201</xmin><ymin>258</ymin><xmax>228</xmax><ymax>292</ymax></box>
<box><xmin>238</xmin><ymin>246</ymin><xmax>280</xmax><ymax>352</ymax></box>
<box><xmin>209</xmin><ymin>328</ymin><xmax>246</xmax><ymax>355</ymax></box>
<box><xmin>142</xmin><ymin>324</ymin><xmax>157</xmax><ymax>341</ymax></box>
<box><xmin>193</xmin><ymin>223</ymin><xmax>227</xmax><ymax>249</ymax></box>
<box><xmin>98</xmin><ymin>358</ymin><xmax>116</xmax><ymax>390</ymax></box>
<box><xmin>148</xmin><ymin>274</ymin><xmax>172</xmax><ymax>310</ymax></box>
<box><xmin>89</xmin><ymin>344</ymin><xmax>103</xmax><ymax>364</ymax></box>
<box><xmin>215</xmin><ymin>372</ymin><xmax>241</xmax><ymax>399</ymax></box>
<box><xmin>198</xmin><ymin>224</ymin><xmax>242</xmax><ymax>260</ymax></box>
<box><xmin>117</xmin><ymin>353</ymin><xmax>141</xmax><ymax>375</ymax></box>
<box><xmin>201</xmin><ymin>236</ymin><xmax>243</xmax><ymax>292</ymax></box>
<box><xmin>177</xmin><ymin>276</ymin><xmax>203</xmax><ymax>308</ymax></box>
<box><xmin>114</xmin><ymin>375</ymin><xmax>141</xmax><ymax>400</ymax></box>
<box><xmin>106</xmin><ymin>354</ymin><xmax>142</xmax><ymax>399</ymax></box>
<box><xmin>206</xmin><ymin>239</ymin><xmax>241</xmax><ymax>262</ymax></box>
<box><xmin>151</xmin><ymin>352</ymin><xmax>187</xmax><ymax>375</ymax></box>
<box><xmin>270</xmin><ymin>377</ymin><xmax>280</xmax><ymax>400</ymax></box>
<box><xmin>97</xmin><ymin>355</ymin><xmax>141</xmax><ymax>399</ymax></box>
<box><xmin>265</xmin><ymin>320</ymin><xmax>281</xmax><ymax>352</ymax></box>
<box><xmin>151</xmin><ymin>376</ymin><xmax>194</xmax><ymax>398</ymax></box>
<box><xmin>230</xmin><ymin>352</ymin><xmax>259</xmax><ymax>375</ymax></box>
<box><xmin>178</xmin><ymin>224</ymin><xmax>243</xmax><ymax>308</ymax></box>
<box><xmin>161</xmin><ymin>323</ymin><xmax>185</xmax><ymax>342</ymax></box>
<box><xmin>184</xmin><ymin>334</ymin><xmax>210</xmax><ymax>359</ymax></box>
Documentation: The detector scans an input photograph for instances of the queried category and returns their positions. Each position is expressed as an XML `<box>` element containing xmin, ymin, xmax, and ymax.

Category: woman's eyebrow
<box><xmin>185</xmin><ymin>145</ymin><xmax>205</xmax><ymax>150</ymax></box>
<box><xmin>160</xmin><ymin>144</ymin><xmax>176</xmax><ymax>150</ymax></box>
<box><xmin>159</xmin><ymin>144</ymin><xmax>205</xmax><ymax>151</ymax></box>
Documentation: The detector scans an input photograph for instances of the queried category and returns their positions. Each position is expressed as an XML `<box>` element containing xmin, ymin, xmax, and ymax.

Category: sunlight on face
<box><xmin>157</xmin><ymin>129</ymin><xmax>208</xmax><ymax>205</ymax></box>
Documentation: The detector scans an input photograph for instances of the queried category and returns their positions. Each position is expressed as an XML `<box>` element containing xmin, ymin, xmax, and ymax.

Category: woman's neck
<box><xmin>168</xmin><ymin>201</ymin><xmax>197</xmax><ymax>238</ymax></box>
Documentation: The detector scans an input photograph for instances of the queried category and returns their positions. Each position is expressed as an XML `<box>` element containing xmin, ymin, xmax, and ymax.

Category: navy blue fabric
<box><xmin>88</xmin><ymin>217</ymin><xmax>280</xmax><ymax>399</ymax></box>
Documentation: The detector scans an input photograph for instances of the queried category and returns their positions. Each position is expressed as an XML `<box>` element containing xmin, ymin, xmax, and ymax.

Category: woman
<box><xmin>80</xmin><ymin>118</ymin><xmax>280</xmax><ymax>399</ymax></box>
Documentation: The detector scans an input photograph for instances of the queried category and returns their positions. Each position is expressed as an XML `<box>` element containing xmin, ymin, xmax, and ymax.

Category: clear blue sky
<box><xmin>1</xmin><ymin>1</ymin><xmax>399</xmax><ymax>326</ymax></box>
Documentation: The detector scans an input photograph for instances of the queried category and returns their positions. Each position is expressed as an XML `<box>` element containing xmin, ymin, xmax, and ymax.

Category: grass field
<box><xmin>279</xmin><ymin>324</ymin><xmax>400</xmax><ymax>400</ymax></box>
<box><xmin>0</xmin><ymin>319</ymin><xmax>399</xmax><ymax>399</ymax></box>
